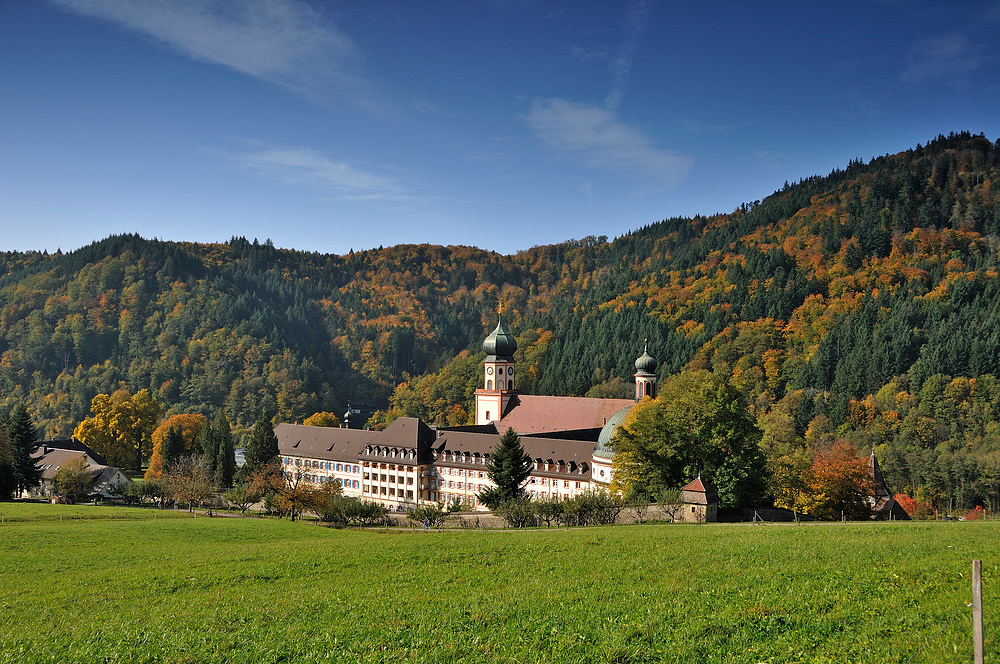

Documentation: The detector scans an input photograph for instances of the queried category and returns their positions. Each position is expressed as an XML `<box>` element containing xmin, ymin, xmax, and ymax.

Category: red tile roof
<box><xmin>499</xmin><ymin>395</ymin><xmax>634</xmax><ymax>434</ymax></box>
<box><xmin>681</xmin><ymin>477</ymin><xmax>708</xmax><ymax>493</ymax></box>
<box><xmin>680</xmin><ymin>476</ymin><xmax>719</xmax><ymax>504</ymax></box>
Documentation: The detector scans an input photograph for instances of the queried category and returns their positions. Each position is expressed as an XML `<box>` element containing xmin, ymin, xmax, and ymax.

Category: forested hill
<box><xmin>3</xmin><ymin>133</ymin><xmax>1000</xmax><ymax>457</ymax></box>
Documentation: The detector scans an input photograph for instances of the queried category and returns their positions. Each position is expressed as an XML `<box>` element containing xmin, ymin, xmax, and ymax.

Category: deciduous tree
<box><xmin>54</xmin><ymin>456</ymin><xmax>94</xmax><ymax>503</ymax></box>
<box><xmin>610</xmin><ymin>371</ymin><xmax>767</xmax><ymax>508</ymax></box>
<box><xmin>74</xmin><ymin>389</ymin><xmax>161</xmax><ymax>471</ymax></box>
<box><xmin>303</xmin><ymin>411</ymin><xmax>341</xmax><ymax>428</ymax></box>
<box><xmin>797</xmin><ymin>441</ymin><xmax>875</xmax><ymax>520</ymax></box>
<box><xmin>164</xmin><ymin>455</ymin><xmax>217</xmax><ymax>513</ymax></box>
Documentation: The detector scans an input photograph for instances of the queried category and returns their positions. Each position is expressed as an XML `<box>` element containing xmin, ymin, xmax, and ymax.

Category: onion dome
<box><xmin>634</xmin><ymin>340</ymin><xmax>658</xmax><ymax>376</ymax></box>
<box><xmin>483</xmin><ymin>317</ymin><xmax>517</xmax><ymax>360</ymax></box>
<box><xmin>595</xmin><ymin>406</ymin><xmax>633</xmax><ymax>459</ymax></box>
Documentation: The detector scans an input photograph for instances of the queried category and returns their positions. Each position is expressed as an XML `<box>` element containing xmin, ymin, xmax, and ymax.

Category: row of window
<box><xmin>440</xmin><ymin>493</ymin><xmax>479</xmax><ymax>507</ymax></box>
<box><xmin>529</xmin><ymin>478</ymin><xmax>581</xmax><ymax>488</ymax></box>
<box><xmin>435</xmin><ymin>468</ymin><xmax>486</xmax><ymax>478</ymax></box>
<box><xmin>363</xmin><ymin>473</ymin><xmax>414</xmax><ymax>485</ymax></box>
<box><xmin>432</xmin><ymin>453</ymin><xmax>488</xmax><ymax>465</ymax></box>
<box><xmin>281</xmin><ymin>473</ymin><xmax>360</xmax><ymax>489</ymax></box>
<box><xmin>283</xmin><ymin>457</ymin><xmax>583</xmax><ymax>489</ymax></box>
<box><xmin>364</xmin><ymin>447</ymin><xmax>416</xmax><ymax>460</ymax></box>
<box><xmin>363</xmin><ymin>485</ymin><xmax>415</xmax><ymax>499</ymax></box>
<box><xmin>282</xmin><ymin>458</ymin><xmax>359</xmax><ymax>474</ymax></box>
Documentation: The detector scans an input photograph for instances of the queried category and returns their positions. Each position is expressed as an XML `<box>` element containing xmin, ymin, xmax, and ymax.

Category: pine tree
<box><xmin>214</xmin><ymin>412</ymin><xmax>236</xmax><ymax>489</ymax></box>
<box><xmin>162</xmin><ymin>426</ymin><xmax>186</xmax><ymax>467</ymax></box>
<box><xmin>479</xmin><ymin>427</ymin><xmax>532</xmax><ymax>508</ymax></box>
<box><xmin>198</xmin><ymin>418</ymin><xmax>220</xmax><ymax>477</ymax></box>
<box><xmin>8</xmin><ymin>406</ymin><xmax>42</xmax><ymax>495</ymax></box>
<box><xmin>244</xmin><ymin>410</ymin><xmax>279</xmax><ymax>474</ymax></box>
<box><xmin>0</xmin><ymin>425</ymin><xmax>17</xmax><ymax>499</ymax></box>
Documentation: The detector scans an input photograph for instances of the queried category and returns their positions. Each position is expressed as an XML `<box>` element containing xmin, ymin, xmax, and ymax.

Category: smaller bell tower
<box><xmin>634</xmin><ymin>340</ymin><xmax>658</xmax><ymax>401</ymax></box>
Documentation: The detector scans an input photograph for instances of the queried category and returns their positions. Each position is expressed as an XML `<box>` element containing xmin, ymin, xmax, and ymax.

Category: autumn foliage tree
<box><xmin>302</xmin><ymin>411</ymin><xmax>341</xmax><ymax>428</ymax></box>
<box><xmin>145</xmin><ymin>413</ymin><xmax>206</xmax><ymax>479</ymax></box>
<box><xmin>74</xmin><ymin>389</ymin><xmax>161</xmax><ymax>471</ymax></box>
<box><xmin>795</xmin><ymin>441</ymin><xmax>876</xmax><ymax>520</ymax></box>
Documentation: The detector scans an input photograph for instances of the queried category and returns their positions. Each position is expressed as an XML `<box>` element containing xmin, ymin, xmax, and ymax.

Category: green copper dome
<box><xmin>634</xmin><ymin>341</ymin><xmax>658</xmax><ymax>376</ymax></box>
<box><xmin>483</xmin><ymin>317</ymin><xmax>517</xmax><ymax>360</ymax></box>
<box><xmin>595</xmin><ymin>406</ymin><xmax>633</xmax><ymax>459</ymax></box>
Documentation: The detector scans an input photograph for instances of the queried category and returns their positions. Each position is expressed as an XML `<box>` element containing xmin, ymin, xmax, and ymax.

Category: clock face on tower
<box><xmin>487</xmin><ymin>367</ymin><xmax>494</xmax><ymax>375</ymax></box>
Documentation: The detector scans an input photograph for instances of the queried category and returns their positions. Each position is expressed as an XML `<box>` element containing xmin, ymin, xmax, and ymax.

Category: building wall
<box><xmin>361</xmin><ymin>461</ymin><xmax>423</xmax><ymax>510</ymax></box>
<box><xmin>280</xmin><ymin>456</ymin><xmax>363</xmax><ymax>498</ymax></box>
<box><xmin>280</xmin><ymin>447</ymin><xmax>598</xmax><ymax>512</ymax></box>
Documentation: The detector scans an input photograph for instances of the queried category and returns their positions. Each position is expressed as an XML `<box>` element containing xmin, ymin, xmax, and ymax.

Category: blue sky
<box><xmin>2</xmin><ymin>1</ymin><xmax>999</xmax><ymax>256</ymax></box>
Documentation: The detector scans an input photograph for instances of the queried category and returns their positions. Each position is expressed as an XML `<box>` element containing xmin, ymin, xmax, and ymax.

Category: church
<box><xmin>275</xmin><ymin>316</ymin><xmax>657</xmax><ymax>510</ymax></box>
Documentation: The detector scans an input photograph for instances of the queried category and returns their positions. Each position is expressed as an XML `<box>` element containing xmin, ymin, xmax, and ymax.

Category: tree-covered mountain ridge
<box><xmin>3</xmin><ymin>131</ymin><xmax>1000</xmax><ymax>505</ymax></box>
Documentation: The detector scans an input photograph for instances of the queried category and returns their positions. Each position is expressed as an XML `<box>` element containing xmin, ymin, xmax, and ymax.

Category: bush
<box><xmin>532</xmin><ymin>498</ymin><xmax>564</xmax><ymax>527</ymax></box>
<box><xmin>493</xmin><ymin>498</ymin><xmax>536</xmax><ymax>528</ymax></box>
<box><xmin>313</xmin><ymin>494</ymin><xmax>386</xmax><ymax>527</ymax></box>
<box><xmin>409</xmin><ymin>503</ymin><xmax>448</xmax><ymax>529</ymax></box>
<box><xmin>564</xmin><ymin>489</ymin><xmax>626</xmax><ymax>526</ymax></box>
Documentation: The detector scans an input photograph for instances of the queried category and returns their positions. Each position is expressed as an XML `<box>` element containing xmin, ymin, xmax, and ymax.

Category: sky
<box><xmin>2</xmin><ymin>1</ymin><xmax>1000</xmax><ymax>256</ymax></box>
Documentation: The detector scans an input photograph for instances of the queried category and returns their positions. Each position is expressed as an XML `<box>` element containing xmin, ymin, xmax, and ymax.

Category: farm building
<box><xmin>30</xmin><ymin>439</ymin><xmax>131</xmax><ymax>500</ymax></box>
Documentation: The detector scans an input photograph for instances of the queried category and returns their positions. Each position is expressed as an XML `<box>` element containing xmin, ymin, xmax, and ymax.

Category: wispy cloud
<box><xmin>605</xmin><ymin>0</ymin><xmax>651</xmax><ymax>110</ymax></box>
<box><xmin>901</xmin><ymin>32</ymin><xmax>988</xmax><ymax>87</ymax></box>
<box><xmin>229</xmin><ymin>146</ymin><xmax>403</xmax><ymax>199</ymax></box>
<box><xmin>52</xmin><ymin>0</ymin><xmax>383</xmax><ymax>109</ymax></box>
<box><xmin>683</xmin><ymin>119</ymin><xmax>741</xmax><ymax>134</ymax></box>
<box><xmin>524</xmin><ymin>98</ymin><xmax>691</xmax><ymax>185</ymax></box>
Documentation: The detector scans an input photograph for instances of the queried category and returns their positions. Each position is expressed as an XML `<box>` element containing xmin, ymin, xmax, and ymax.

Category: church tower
<box><xmin>634</xmin><ymin>341</ymin><xmax>658</xmax><ymax>400</ymax></box>
<box><xmin>475</xmin><ymin>316</ymin><xmax>517</xmax><ymax>424</ymax></box>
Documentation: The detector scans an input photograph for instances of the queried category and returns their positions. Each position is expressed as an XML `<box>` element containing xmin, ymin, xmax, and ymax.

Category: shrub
<box><xmin>409</xmin><ymin>503</ymin><xmax>448</xmax><ymax>529</ymax></box>
<box><xmin>493</xmin><ymin>498</ymin><xmax>536</xmax><ymax>528</ymax></box>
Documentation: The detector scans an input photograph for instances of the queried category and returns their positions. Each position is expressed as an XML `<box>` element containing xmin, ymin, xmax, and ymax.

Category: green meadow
<box><xmin>0</xmin><ymin>504</ymin><xmax>995</xmax><ymax>664</ymax></box>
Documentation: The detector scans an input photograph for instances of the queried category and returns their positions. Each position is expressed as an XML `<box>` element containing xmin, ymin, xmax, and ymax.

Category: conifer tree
<box><xmin>162</xmin><ymin>426</ymin><xmax>186</xmax><ymax>467</ymax></box>
<box><xmin>244</xmin><ymin>410</ymin><xmax>279</xmax><ymax>474</ymax></box>
<box><xmin>0</xmin><ymin>425</ymin><xmax>17</xmax><ymax>499</ymax></box>
<box><xmin>214</xmin><ymin>412</ymin><xmax>236</xmax><ymax>489</ymax></box>
<box><xmin>198</xmin><ymin>418</ymin><xmax>219</xmax><ymax>477</ymax></box>
<box><xmin>8</xmin><ymin>406</ymin><xmax>41</xmax><ymax>496</ymax></box>
<box><xmin>479</xmin><ymin>427</ymin><xmax>532</xmax><ymax>509</ymax></box>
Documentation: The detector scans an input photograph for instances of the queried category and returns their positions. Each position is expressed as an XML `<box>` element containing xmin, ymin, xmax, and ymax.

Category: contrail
<box><xmin>605</xmin><ymin>0</ymin><xmax>651</xmax><ymax>111</ymax></box>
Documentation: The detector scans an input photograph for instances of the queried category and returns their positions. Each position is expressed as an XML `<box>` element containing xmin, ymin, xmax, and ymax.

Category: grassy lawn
<box><xmin>0</xmin><ymin>502</ymin><xmax>994</xmax><ymax>663</ymax></box>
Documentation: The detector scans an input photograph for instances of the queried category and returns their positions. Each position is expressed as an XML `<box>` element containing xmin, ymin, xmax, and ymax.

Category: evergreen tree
<box><xmin>0</xmin><ymin>425</ymin><xmax>17</xmax><ymax>499</ymax></box>
<box><xmin>244</xmin><ymin>410</ymin><xmax>279</xmax><ymax>474</ymax></box>
<box><xmin>162</xmin><ymin>425</ymin><xmax>186</xmax><ymax>467</ymax></box>
<box><xmin>479</xmin><ymin>427</ymin><xmax>532</xmax><ymax>508</ymax></box>
<box><xmin>8</xmin><ymin>406</ymin><xmax>42</xmax><ymax>495</ymax></box>
<box><xmin>213</xmin><ymin>412</ymin><xmax>236</xmax><ymax>489</ymax></box>
<box><xmin>198</xmin><ymin>418</ymin><xmax>220</xmax><ymax>477</ymax></box>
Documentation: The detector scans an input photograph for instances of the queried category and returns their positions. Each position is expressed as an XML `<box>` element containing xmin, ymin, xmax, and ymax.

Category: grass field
<box><xmin>0</xmin><ymin>503</ymin><xmax>995</xmax><ymax>663</ymax></box>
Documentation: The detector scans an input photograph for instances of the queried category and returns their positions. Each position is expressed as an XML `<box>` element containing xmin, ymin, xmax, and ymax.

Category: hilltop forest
<box><xmin>3</xmin><ymin>132</ymin><xmax>1000</xmax><ymax>510</ymax></box>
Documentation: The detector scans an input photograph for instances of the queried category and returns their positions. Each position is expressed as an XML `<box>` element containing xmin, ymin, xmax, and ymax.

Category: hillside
<box><xmin>3</xmin><ymin>132</ymin><xmax>1000</xmax><ymax>505</ymax></box>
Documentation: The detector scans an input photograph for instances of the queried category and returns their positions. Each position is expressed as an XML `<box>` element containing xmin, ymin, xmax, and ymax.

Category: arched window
<box><xmin>508</xmin><ymin>379</ymin><xmax>513</xmax><ymax>390</ymax></box>
<box><xmin>487</xmin><ymin>380</ymin><xmax>493</xmax><ymax>390</ymax></box>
